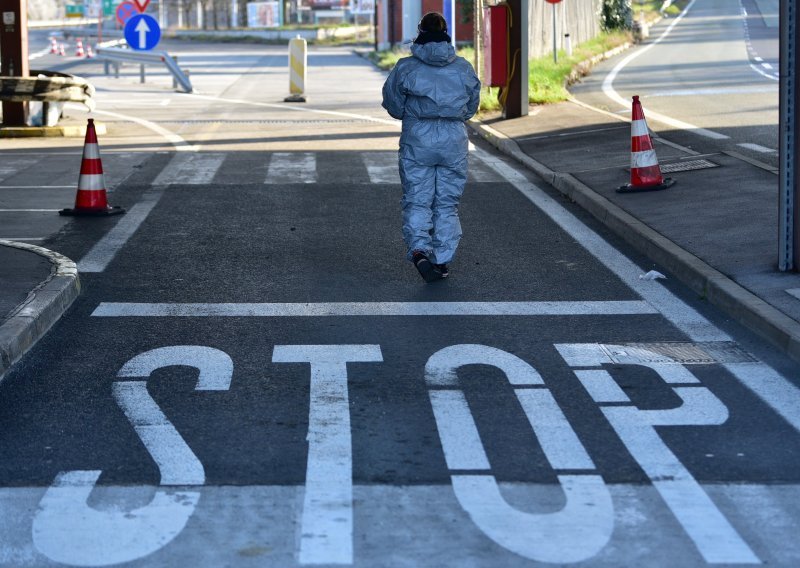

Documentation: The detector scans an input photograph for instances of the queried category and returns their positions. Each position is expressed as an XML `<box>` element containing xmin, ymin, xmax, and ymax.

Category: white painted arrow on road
<box><xmin>134</xmin><ymin>18</ymin><xmax>150</xmax><ymax>49</ymax></box>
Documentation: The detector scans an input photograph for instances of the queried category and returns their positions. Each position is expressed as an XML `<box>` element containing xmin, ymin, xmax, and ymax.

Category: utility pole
<box><xmin>780</xmin><ymin>0</ymin><xmax>799</xmax><ymax>270</ymax></box>
<box><xmin>0</xmin><ymin>0</ymin><xmax>28</xmax><ymax>126</ymax></box>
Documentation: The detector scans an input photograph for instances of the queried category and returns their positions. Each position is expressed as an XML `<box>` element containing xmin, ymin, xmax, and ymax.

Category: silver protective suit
<box><xmin>381</xmin><ymin>41</ymin><xmax>481</xmax><ymax>264</ymax></box>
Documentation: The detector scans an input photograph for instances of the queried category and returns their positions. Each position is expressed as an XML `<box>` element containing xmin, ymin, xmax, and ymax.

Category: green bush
<box><xmin>601</xmin><ymin>0</ymin><xmax>633</xmax><ymax>31</ymax></box>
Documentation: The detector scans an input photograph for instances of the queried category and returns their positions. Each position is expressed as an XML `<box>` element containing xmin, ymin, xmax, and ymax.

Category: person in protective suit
<box><xmin>381</xmin><ymin>12</ymin><xmax>481</xmax><ymax>283</ymax></box>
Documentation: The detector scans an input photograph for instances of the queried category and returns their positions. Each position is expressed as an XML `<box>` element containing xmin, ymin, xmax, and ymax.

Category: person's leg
<box><xmin>399</xmin><ymin>156</ymin><xmax>437</xmax><ymax>260</ymax></box>
<box><xmin>431</xmin><ymin>155</ymin><xmax>468</xmax><ymax>265</ymax></box>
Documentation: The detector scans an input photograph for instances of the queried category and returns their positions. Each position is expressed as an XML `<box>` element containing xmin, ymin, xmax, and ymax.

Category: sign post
<box><xmin>545</xmin><ymin>0</ymin><xmax>562</xmax><ymax>63</ymax></box>
<box><xmin>780</xmin><ymin>0</ymin><xmax>800</xmax><ymax>271</ymax></box>
<box><xmin>0</xmin><ymin>0</ymin><xmax>29</xmax><ymax>126</ymax></box>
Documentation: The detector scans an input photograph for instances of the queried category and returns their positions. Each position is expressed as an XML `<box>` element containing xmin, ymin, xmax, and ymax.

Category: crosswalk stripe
<box><xmin>362</xmin><ymin>152</ymin><xmax>400</xmax><ymax>184</ymax></box>
<box><xmin>153</xmin><ymin>153</ymin><xmax>226</xmax><ymax>185</ymax></box>
<box><xmin>266</xmin><ymin>152</ymin><xmax>316</xmax><ymax>184</ymax></box>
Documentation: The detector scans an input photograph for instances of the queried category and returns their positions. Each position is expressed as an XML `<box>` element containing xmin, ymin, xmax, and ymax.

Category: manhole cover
<box><xmin>659</xmin><ymin>159</ymin><xmax>719</xmax><ymax>173</ymax></box>
<box><xmin>600</xmin><ymin>342</ymin><xmax>756</xmax><ymax>365</ymax></box>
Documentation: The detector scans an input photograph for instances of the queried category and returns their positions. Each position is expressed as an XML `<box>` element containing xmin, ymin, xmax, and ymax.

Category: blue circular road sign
<box><xmin>124</xmin><ymin>13</ymin><xmax>160</xmax><ymax>51</ymax></box>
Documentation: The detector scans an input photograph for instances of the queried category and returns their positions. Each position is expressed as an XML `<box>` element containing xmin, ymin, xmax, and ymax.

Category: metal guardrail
<box><xmin>0</xmin><ymin>70</ymin><xmax>95</xmax><ymax>125</ymax></box>
<box><xmin>96</xmin><ymin>46</ymin><xmax>193</xmax><ymax>93</ymax></box>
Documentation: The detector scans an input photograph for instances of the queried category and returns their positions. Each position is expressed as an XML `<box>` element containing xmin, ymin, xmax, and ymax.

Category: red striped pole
<box><xmin>60</xmin><ymin>119</ymin><xmax>125</xmax><ymax>217</ymax></box>
<box><xmin>617</xmin><ymin>95</ymin><xmax>675</xmax><ymax>193</ymax></box>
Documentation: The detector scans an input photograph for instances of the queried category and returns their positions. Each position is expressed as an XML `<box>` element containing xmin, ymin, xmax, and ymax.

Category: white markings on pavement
<box><xmin>90</xmin><ymin>301</ymin><xmax>659</xmax><ymax>317</ymax></box>
<box><xmin>187</xmin><ymin>93</ymin><xmax>401</xmax><ymax>127</ymax></box>
<box><xmin>601</xmin><ymin>0</ymin><xmax>731</xmax><ymax>140</ymax></box>
<box><xmin>362</xmin><ymin>152</ymin><xmax>400</xmax><ymax>184</ymax></box>
<box><xmin>66</xmin><ymin>105</ymin><xmax>201</xmax><ymax>152</ymax></box>
<box><xmin>78</xmin><ymin>189</ymin><xmax>164</xmax><ymax>273</ymax></box>
<box><xmin>737</xmin><ymin>142</ymin><xmax>776</xmax><ymax>153</ymax></box>
<box><xmin>426</xmin><ymin>344</ymin><xmax>614</xmax><ymax>563</ymax></box>
<box><xmin>471</xmin><ymin>146</ymin><xmax>800</xmax><ymax>443</ymax></box>
<box><xmin>273</xmin><ymin>345</ymin><xmax>383</xmax><ymax>565</ymax></box>
<box><xmin>0</xmin><ymin>209</ymin><xmax>60</xmax><ymax>212</ymax></box>
<box><xmin>153</xmin><ymin>153</ymin><xmax>226</xmax><ymax>185</ymax></box>
<box><xmin>32</xmin><ymin>346</ymin><xmax>233</xmax><ymax>566</ymax></box>
<box><xmin>0</xmin><ymin>185</ymin><xmax>75</xmax><ymax>189</ymax></box>
<box><xmin>32</xmin><ymin>471</ymin><xmax>201</xmax><ymax>567</ymax></box>
<box><xmin>740</xmin><ymin>1</ymin><xmax>780</xmax><ymax>81</ymax></box>
<box><xmin>558</xmin><ymin>343</ymin><xmax>760</xmax><ymax>564</ymax></box>
<box><xmin>645</xmin><ymin>86</ymin><xmax>778</xmax><ymax>97</ymax></box>
<box><xmin>266</xmin><ymin>152</ymin><xmax>317</xmax><ymax>184</ymax></box>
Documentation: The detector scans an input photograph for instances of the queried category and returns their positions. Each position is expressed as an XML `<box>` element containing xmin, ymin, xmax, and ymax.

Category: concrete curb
<box><xmin>468</xmin><ymin>119</ymin><xmax>800</xmax><ymax>363</ymax></box>
<box><xmin>0</xmin><ymin>122</ymin><xmax>106</xmax><ymax>138</ymax></box>
<box><xmin>0</xmin><ymin>241</ymin><xmax>81</xmax><ymax>381</ymax></box>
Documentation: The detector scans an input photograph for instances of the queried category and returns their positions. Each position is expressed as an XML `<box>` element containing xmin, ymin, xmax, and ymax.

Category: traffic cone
<box><xmin>75</xmin><ymin>38</ymin><xmax>85</xmax><ymax>57</ymax></box>
<box><xmin>60</xmin><ymin>119</ymin><xmax>125</xmax><ymax>217</ymax></box>
<box><xmin>86</xmin><ymin>45</ymin><xmax>94</xmax><ymax>58</ymax></box>
<box><xmin>58</xmin><ymin>43</ymin><xmax>66</xmax><ymax>56</ymax></box>
<box><xmin>49</xmin><ymin>37</ymin><xmax>58</xmax><ymax>54</ymax></box>
<box><xmin>617</xmin><ymin>95</ymin><xmax>675</xmax><ymax>193</ymax></box>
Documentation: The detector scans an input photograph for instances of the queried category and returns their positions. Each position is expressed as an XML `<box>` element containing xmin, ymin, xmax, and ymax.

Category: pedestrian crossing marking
<box><xmin>266</xmin><ymin>152</ymin><xmax>316</xmax><ymax>184</ymax></box>
<box><xmin>153</xmin><ymin>153</ymin><xmax>226</xmax><ymax>185</ymax></box>
<box><xmin>362</xmin><ymin>152</ymin><xmax>400</xmax><ymax>184</ymax></box>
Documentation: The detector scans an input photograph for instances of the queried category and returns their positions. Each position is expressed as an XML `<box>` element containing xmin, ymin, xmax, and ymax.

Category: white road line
<box><xmin>0</xmin><ymin>209</ymin><xmax>60</xmax><ymax>212</ymax></box>
<box><xmin>77</xmin><ymin>190</ymin><xmax>164</xmax><ymax>273</ymax></box>
<box><xmin>153</xmin><ymin>153</ymin><xmax>226</xmax><ymax>185</ymax></box>
<box><xmin>737</xmin><ymin>142</ymin><xmax>777</xmax><ymax>153</ymax></box>
<box><xmin>362</xmin><ymin>152</ymin><xmax>400</xmax><ymax>184</ymax></box>
<box><xmin>0</xmin><ymin>186</ymin><xmax>75</xmax><ymax>189</ymax></box>
<box><xmin>645</xmin><ymin>86</ymin><xmax>777</xmax><ymax>97</ymax></box>
<box><xmin>266</xmin><ymin>152</ymin><xmax>316</xmax><ymax>184</ymax></box>
<box><xmin>187</xmin><ymin>93</ymin><xmax>401</xmax><ymax>127</ymax></box>
<box><xmin>90</xmin><ymin>301</ymin><xmax>659</xmax><ymax>317</ymax></box>
<box><xmin>761</xmin><ymin>62</ymin><xmax>773</xmax><ymax>70</ymax></box>
<box><xmin>1</xmin><ymin>237</ymin><xmax>45</xmax><ymax>241</ymax></box>
<box><xmin>65</xmin><ymin>104</ymin><xmax>201</xmax><ymax>152</ymax></box>
<box><xmin>601</xmin><ymin>0</ymin><xmax>731</xmax><ymax>140</ymax></box>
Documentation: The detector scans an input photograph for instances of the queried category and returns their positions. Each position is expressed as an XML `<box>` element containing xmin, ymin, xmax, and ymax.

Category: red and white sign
<box><xmin>133</xmin><ymin>0</ymin><xmax>150</xmax><ymax>12</ymax></box>
<box><xmin>545</xmin><ymin>0</ymin><xmax>562</xmax><ymax>4</ymax></box>
<box><xmin>115</xmin><ymin>1</ymin><xmax>138</xmax><ymax>25</ymax></box>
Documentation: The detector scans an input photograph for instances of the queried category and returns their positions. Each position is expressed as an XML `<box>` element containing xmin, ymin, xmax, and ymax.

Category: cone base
<box><xmin>284</xmin><ymin>94</ymin><xmax>307</xmax><ymax>103</ymax></box>
<box><xmin>616</xmin><ymin>178</ymin><xmax>675</xmax><ymax>194</ymax></box>
<box><xmin>59</xmin><ymin>206</ymin><xmax>126</xmax><ymax>217</ymax></box>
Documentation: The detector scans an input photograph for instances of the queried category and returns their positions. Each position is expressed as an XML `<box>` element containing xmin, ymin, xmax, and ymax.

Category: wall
<box><xmin>528</xmin><ymin>0</ymin><xmax>601</xmax><ymax>59</ymax></box>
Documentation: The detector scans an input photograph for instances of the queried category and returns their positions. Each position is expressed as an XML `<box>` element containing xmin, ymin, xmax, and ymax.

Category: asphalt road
<box><xmin>571</xmin><ymin>0</ymin><xmax>779</xmax><ymax>168</ymax></box>
<box><xmin>1</xmin><ymin>32</ymin><xmax>800</xmax><ymax>567</ymax></box>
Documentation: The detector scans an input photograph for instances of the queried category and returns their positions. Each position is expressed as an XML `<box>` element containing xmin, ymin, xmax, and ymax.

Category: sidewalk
<box><xmin>470</xmin><ymin>99</ymin><xmax>800</xmax><ymax>359</ymax></box>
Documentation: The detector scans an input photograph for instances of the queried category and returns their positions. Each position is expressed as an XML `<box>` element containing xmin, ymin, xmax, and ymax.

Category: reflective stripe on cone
<box><xmin>59</xmin><ymin>119</ymin><xmax>125</xmax><ymax>217</ymax></box>
<box><xmin>617</xmin><ymin>95</ymin><xmax>675</xmax><ymax>193</ymax></box>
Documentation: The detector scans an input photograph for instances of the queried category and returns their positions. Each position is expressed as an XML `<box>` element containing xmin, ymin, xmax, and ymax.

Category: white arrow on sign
<box><xmin>134</xmin><ymin>17</ymin><xmax>150</xmax><ymax>49</ymax></box>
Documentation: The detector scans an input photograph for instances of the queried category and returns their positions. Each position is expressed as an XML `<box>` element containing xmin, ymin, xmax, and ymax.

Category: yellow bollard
<box><xmin>284</xmin><ymin>35</ymin><xmax>307</xmax><ymax>103</ymax></box>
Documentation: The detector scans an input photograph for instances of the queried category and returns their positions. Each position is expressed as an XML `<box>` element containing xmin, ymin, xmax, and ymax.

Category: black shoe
<box><xmin>412</xmin><ymin>251</ymin><xmax>443</xmax><ymax>283</ymax></box>
<box><xmin>434</xmin><ymin>264</ymin><xmax>449</xmax><ymax>278</ymax></box>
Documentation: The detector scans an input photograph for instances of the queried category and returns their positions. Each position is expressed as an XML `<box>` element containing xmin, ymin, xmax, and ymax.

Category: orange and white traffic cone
<box><xmin>75</xmin><ymin>38</ymin><xmax>85</xmax><ymax>57</ymax></box>
<box><xmin>86</xmin><ymin>45</ymin><xmax>95</xmax><ymax>58</ymax></box>
<box><xmin>58</xmin><ymin>43</ymin><xmax>66</xmax><ymax>56</ymax></box>
<box><xmin>60</xmin><ymin>119</ymin><xmax>125</xmax><ymax>217</ymax></box>
<box><xmin>617</xmin><ymin>95</ymin><xmax>675</xmax><ymax>193</ymax></box>
<box><xmin>49</xmin><ymin>37</ymin><xmax>59</xmax><ymax>54</ymax></box>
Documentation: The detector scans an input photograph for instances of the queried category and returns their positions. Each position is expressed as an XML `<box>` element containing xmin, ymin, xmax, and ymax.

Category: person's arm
<box><xmin>382</xmin><ymin>64</ymin><xmax>407</xmax><ymax>120</ymax></box>
<box><xmin>464</xmin><ymin>65</ymin><xmax>481</xmax><ymax>121</ymax></box>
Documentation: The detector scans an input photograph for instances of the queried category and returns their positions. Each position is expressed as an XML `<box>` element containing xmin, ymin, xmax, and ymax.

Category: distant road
<box><xmin>571</xmin><ymin>0</ymin><xmax>779</xmax><ymax>168</ymax></box>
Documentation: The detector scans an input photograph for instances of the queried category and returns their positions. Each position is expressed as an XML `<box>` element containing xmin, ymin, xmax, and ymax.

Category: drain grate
<box><xmin>659</xmin><ymin>159</ymin><xmax>719</xmax><ymax>173</ymax></box>
<box><xmin>600</xmin><ymin>342</ymin><xmax>756</xmax><ymax>365</ymax></box>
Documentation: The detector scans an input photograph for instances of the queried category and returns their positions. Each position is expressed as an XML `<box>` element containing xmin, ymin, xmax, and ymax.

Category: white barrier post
<box><xmin>285</xmin><ymin>35</ymin><xmax>307</xmax><ymax>103</ymax></box>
